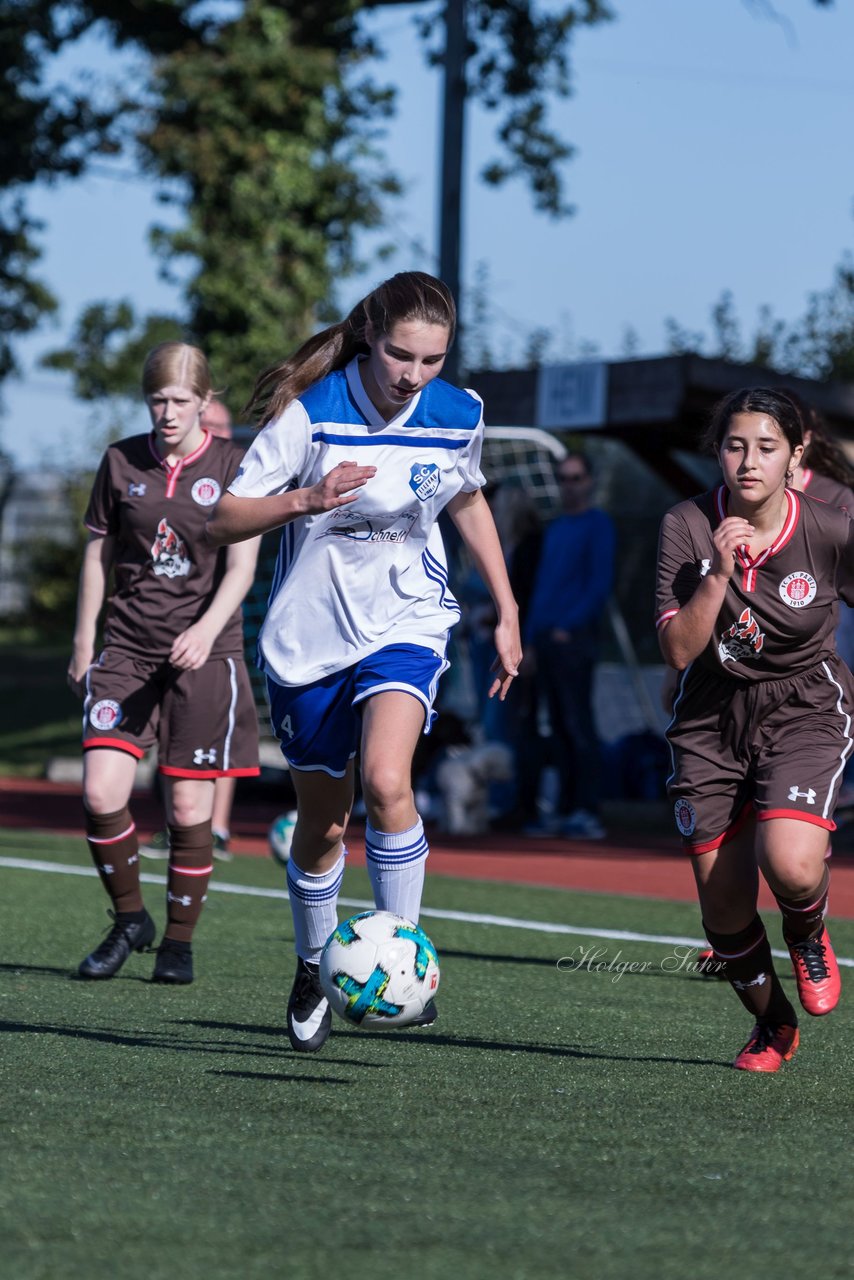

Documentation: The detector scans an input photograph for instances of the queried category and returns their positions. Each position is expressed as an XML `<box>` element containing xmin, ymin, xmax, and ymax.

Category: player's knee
<box><xmin>360</xmin><ymin>762</ymin><xmax>410</xmax><ymax>815</ymax></box>
<box><xmin>292</xmin><ymin>815</ymin><xmax>346</xmax><ymax>858</ymax></box>
<box><xmin>773</xmin><ymin>867</ymin><xmax>824</xmax><ymax>899</ymax></box>
<box><xmin>170</xmin><ymin>797</ymin><xmax>209</xmax><ymax>828</ymax></box>
<box><xmin>82</xmin><ymin>781</ymin><xmax>119</xmax><ymax>815</ymax></box>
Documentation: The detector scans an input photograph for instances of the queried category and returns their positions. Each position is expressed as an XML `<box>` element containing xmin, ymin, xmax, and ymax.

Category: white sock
<box><xmin>365</xmin><ymin>818</ymin><xmax>428</xmax><ymax>923</ymax></box>
<box><xmin>286</xmin><ymin>851</ymin><xmax>345</xmax><ymax>964</ymax></box>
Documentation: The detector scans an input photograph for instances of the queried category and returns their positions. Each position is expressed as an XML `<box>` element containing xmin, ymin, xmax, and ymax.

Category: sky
<box><xmin>4</xmin><ymin>0</ymin><xmax>854</xmax><ymax>469</ymax></box>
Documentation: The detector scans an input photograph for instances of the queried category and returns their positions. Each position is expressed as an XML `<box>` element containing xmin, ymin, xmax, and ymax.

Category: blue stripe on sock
<box><xmin>365</xmin><ymin>843</ymin><xmax>428</xmax><ymax>870</ymax></box>
<box><xmin>365</xmin><ymin>834</ymin><xmax>427</xmax><ymax>859</ymax></box>
<box><xmin>287</xmin><ymin>866</ymin><xmax>344</xmax><ymax>903</ymax></box>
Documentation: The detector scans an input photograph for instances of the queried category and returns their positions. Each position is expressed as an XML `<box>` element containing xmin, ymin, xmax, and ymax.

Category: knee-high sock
<box><xmin>287</xmin><ymin>852</ymin><xmax>346</xmax><ymax>964</ymax></box>
<box><xmin>775</xmin><ymin>867</ymin><xmax>830</xmax><ymax>943</ymax></box>
<box><xmin>704</xmin><ymin>915</ymin><xmax>796</xmax><ymax>1025</ymax></box>
<box><xmin>365</xmin><ymin>818</ymin><xmax>428</xmax><ymax>923</ymax></box>
<box><xmin>165</xmin><ymin>820</ymin><xmax>213</xmax><ymax>943</ymax></box>
<box><xmin>85</xmin><ymin>806</ymin><xmax>142</xmax><ymax>914</ymax></box>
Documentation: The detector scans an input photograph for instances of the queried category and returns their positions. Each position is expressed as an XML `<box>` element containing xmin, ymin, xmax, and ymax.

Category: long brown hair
<box><xmin>246</xmin><ymin>271</ymin><xmax>456</xmax><ymax>426</ymax></box>
<box><xmin>784</xmin><ymin>390</ymin><xmax>854</xmax><ymax>486</ymax></box>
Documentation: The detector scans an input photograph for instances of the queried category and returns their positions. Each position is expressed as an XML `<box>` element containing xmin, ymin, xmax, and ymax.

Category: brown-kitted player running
<box><xmin>656</xmin><ymin>387</ymin><xmax>854</xmax><ymax>1072</ymax></box>
<box><xmin>67</xmin><ymin>342</ymin><xmax>260</xmax><ymax>985</ymax></box>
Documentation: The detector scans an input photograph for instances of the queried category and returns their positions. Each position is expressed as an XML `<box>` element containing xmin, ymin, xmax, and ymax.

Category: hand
<box><xmin>487</xmin><ymin>616</ymin><xmax>523</xmax><ymax>702</ymax></box>
<box><xmin>170</xmin><ymin>622</ymin><xmax>215</xmax><ymax>671</ymax></box>
<box><xmin>303</xmin><ymin>461</ymin><xmax>377</xmax><ymax>514</ymax></box>
<box><xmin>712</xmin><ymin>516</ymin><xmax>754</xmax><ymax>579</ymax></box>
<box><xmin>67</xmin><ymin>648</ymin><xmax>93</xmax><ymax>699</ymax></box>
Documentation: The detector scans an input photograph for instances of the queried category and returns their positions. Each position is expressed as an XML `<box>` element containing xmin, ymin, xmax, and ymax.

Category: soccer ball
<box><xmin>319</xmin><ymin>910</ymin><xmax>440</xmax><ymax>1029</ymax></box>
<box><xmin>268</xmin><ymin>811</ymin><xmax>297</xmax><ymax>866</ymax></box>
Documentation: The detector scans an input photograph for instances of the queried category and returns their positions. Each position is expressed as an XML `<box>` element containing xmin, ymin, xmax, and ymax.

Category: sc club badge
<box><xmin>409</xmin><ymin>463</ymin><xmax>439</xmax><ymax>501</ymax></box>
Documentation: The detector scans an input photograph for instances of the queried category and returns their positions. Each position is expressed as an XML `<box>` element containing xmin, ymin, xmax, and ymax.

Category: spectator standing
<box><xmin>523</xmin><ymin>450</ymin><xmax>616</xmax><ymax>839</ymax></box>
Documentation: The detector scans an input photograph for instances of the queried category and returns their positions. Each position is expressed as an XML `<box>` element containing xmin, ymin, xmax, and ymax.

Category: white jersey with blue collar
<box><xmin>229</xmin><ymin>356</ymin><xmax>486</xmax><ymax>685</ymax></box>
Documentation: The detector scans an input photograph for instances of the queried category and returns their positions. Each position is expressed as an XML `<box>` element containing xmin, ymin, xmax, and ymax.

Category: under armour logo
<box><xmin>699</xmin><ymin>558</ymin><xmax>712</xmax><ymax>577</ymax></box>
<box><xmin>193</xmin><ymin>747</ymin><xmax>217</xmax><ymax>765</ymax></box>
<box><xmin>129</xmin><ymin>482</ymin><xmax>146</xmax><ymax>496</ymax></box>
<box><xmin>167</xmin><ymin>891</ymin><xmax>192</xmax><ymax>907</ymax></box>
<box><xmin>733</xmin><ymin>973</ymin><xmax>767</xmax><ymax>990</ymax></box>
<box><xmin>102</xmin><ymin>862</ymin><xmax>114</xmax><ymax>875</ymax></box>
<box><xmin>788</xmin><ymin>785</ymin><xmax>816</xmax><ymax>805</ymax></box>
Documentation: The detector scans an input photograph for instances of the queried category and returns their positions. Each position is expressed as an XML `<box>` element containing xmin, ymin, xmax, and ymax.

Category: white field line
<box><xmin>3</xmin><ymin>854</ymin><xmax>854</xmax><ymax>968</ymax></box>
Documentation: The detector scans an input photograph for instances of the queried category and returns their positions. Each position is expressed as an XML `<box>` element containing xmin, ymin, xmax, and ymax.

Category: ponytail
<box><xmin>245</xmin><ymin>271</ymin><xmax>456</xmax><ymax>427</ymax></box>
<box><xmin>245</xmin><ymin>318</ymin><xmax>365</xmax><ymax>426</ymax></box>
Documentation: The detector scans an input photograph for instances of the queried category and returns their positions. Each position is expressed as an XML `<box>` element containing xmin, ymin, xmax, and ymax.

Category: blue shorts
<box><xmin>267</xmin><ymin>643</ymin><xmax>449</xmax><ymax>777</ymax></box>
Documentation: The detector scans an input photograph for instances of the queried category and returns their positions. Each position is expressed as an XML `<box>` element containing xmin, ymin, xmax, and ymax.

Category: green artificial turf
<box><xmin>0</xmin><ymin>642</ymin><xmax>81</xmax><ymax>776</ymax></box>
<box><xmin>2</xmin><ymin>829</ymin><xmax>854</xmax><ymax>1279</ymax></box>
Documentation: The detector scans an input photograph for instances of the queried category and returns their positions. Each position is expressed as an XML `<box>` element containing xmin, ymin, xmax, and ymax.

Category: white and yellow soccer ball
<box><xmin>319</xmin><ymin>910</ymin><xmax>440</xmax><ymax>1029</ymax></box>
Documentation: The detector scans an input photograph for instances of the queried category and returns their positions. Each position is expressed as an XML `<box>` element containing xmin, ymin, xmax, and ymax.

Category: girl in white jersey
<box><xmin>208</xmin><ymin>271</ymin><xmax>522</xmax><ymax>1052</ymax></box>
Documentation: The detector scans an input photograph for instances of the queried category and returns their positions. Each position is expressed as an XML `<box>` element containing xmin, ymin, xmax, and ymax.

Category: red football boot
<box><xmin>733</xmin><ymin>1022</ymin><xmax>799</xmax><ymax>1073</ymax></box>
<box><xmin>788</xmin><ymin>926</ymin><xmax>841</xmax><ymax>1016</ymax></box>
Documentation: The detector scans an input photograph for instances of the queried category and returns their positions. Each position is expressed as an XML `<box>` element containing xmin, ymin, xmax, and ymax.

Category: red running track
<box><xmin>4</xmin><ymin>777</ymin><xmax>854</xmax><ymax>918</ymax></box>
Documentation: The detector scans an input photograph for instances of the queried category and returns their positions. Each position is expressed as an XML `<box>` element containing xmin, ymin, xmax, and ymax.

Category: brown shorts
<box><xmin>666</xmin><ymin>656</ymin><xmax>854</xmax><ymax>852</ymax></box>
<box><xmin>83</xmin><ymin>648</ymin><xmax>260</xmax><ymax>779</ymax></box>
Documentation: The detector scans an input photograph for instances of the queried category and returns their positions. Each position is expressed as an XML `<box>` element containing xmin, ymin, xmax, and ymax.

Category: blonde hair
<box><xmin>246</xmin><ymin>271</ymin><xmax>456</xmax><ymax>426</ymax></box>
<box><xmin>142</xmin><ymin>342</ymin><xmax>214</xmax><ymax>401</ymax></box>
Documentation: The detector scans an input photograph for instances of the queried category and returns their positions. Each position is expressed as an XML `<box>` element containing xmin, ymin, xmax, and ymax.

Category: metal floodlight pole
<box><xmin>376</xmin><ymin>0</ymin><xmax>468</xmax><ymax>380</ymax></box>
<box><xmin>438</xmin><ymin>0</ymin><xmax>467</xmax><ymax>383</ymax></box>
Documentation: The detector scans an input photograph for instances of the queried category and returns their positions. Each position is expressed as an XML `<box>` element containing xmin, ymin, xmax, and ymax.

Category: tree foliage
<box><xmin>138</xmin><ymin>1</ymin><xmax>400</xmax><ymax>410</ymax></box>
<box><xmin>3</xmin><ymin>0</ymin><xmax>401</xmax><ymax>409</ymax></box>
<box><xmin>0</xmin><ymin>1</ymin><xmax>118</xmax><ymax>382</ymax></box>
<box><xmin>42</xmin><ymin>300</ymin><xmax>183</xmax><ymax>398</ymax></box>
<box><xmin>4</xmin><ymin>0</ymin><xmax>618</xmax><ymax>408</ymax></box>
<box><xmin>666</xmin><ymin>258</ymin><xmax>854</xmax><ymax>385</ymax></box>
<box><xmin>415</xmin><ymin>0</ymin><xmax>614</xmax><ymax>216</ymax></box>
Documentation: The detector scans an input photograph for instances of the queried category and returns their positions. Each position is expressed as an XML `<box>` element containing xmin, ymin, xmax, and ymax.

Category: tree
<box><xmin>415</xmin><ymin>0</ymin><xmax>613</xmax><ymax>217</ymax></box>
<box><xmin>42</xmin><ymin>300</ymin><xmax>182</xmax><ymax>399</ymax></box>
<box><xmin>9</xmin><ymin>1</ymin><xmax>836</xmax><ymax>399</ymax></box>
<box><xmin>0</xmin><ymin>1</ymin><xmax>121</xmax><ymax>387</ymax></box>
<box><xmin>5</xmin><ymin>1</ymin><xmax>618</xmax><ymax>407</ymax></box>
<box><xmin>665</xmin><ymin>258</ymin><xmax>854</xmax><ymax>384</ymax></box>
<box><xmin>138</xmin><ymin>2</ymin><xmax>401</xmax><ymax>410</ymax></box>
<box><xmin>42</xmin><ymin>2</ymin><xmax>402</xmax><ymax>410</ymax></box>
<box><xmin>774</xmin><ymin>256</ymin><xmax>854</xmax><ymax>383</ymax></box>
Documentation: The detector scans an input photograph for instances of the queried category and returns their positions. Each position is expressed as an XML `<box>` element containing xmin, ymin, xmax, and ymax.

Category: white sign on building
<box><xmin>535</xmin><ymin>361</ymin><xmax>608</xmax><ymax>430</ymax></box>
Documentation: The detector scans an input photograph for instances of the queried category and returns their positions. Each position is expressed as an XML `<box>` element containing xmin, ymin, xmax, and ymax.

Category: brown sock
<box><xmin>165</xmin><ymin>820</ymin><xmax>213</xmax><ymax>943</ymax></box>
<box><xmin>775</xmin><ymin>867</ymin><xmax>830</xmax><ymax>944</ymax></box>
<box><xmin>704</xmin><ymin>915</ymin><xmax>797</xmax><ymax>1026</ymax></box>
<box><xmin>85</xmin><ymin>806</ymin><xmax>143</xmax><ymax>913</ymax></box>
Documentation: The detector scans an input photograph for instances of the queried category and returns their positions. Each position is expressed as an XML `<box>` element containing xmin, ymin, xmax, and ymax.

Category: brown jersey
<box><xmin>84</xmin><ymin>431</ymin><xmax>245</xmax><ymax>658</ymax></box>
<box><xmin>655</xmin><ymin>485</ymin><xmax>854</xmax><ymax>683</ymax></box>
<box><xmin>798</xmin><ymin>469</ymin><xmax>854</xmax><ymax>515</ymax></box>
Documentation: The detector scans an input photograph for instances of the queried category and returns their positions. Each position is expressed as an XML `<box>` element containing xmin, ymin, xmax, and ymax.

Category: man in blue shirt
<box><xmin>524</xmin><ymin>450</ymin><xmax>616</xmax><ymax>838</ymax></box>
